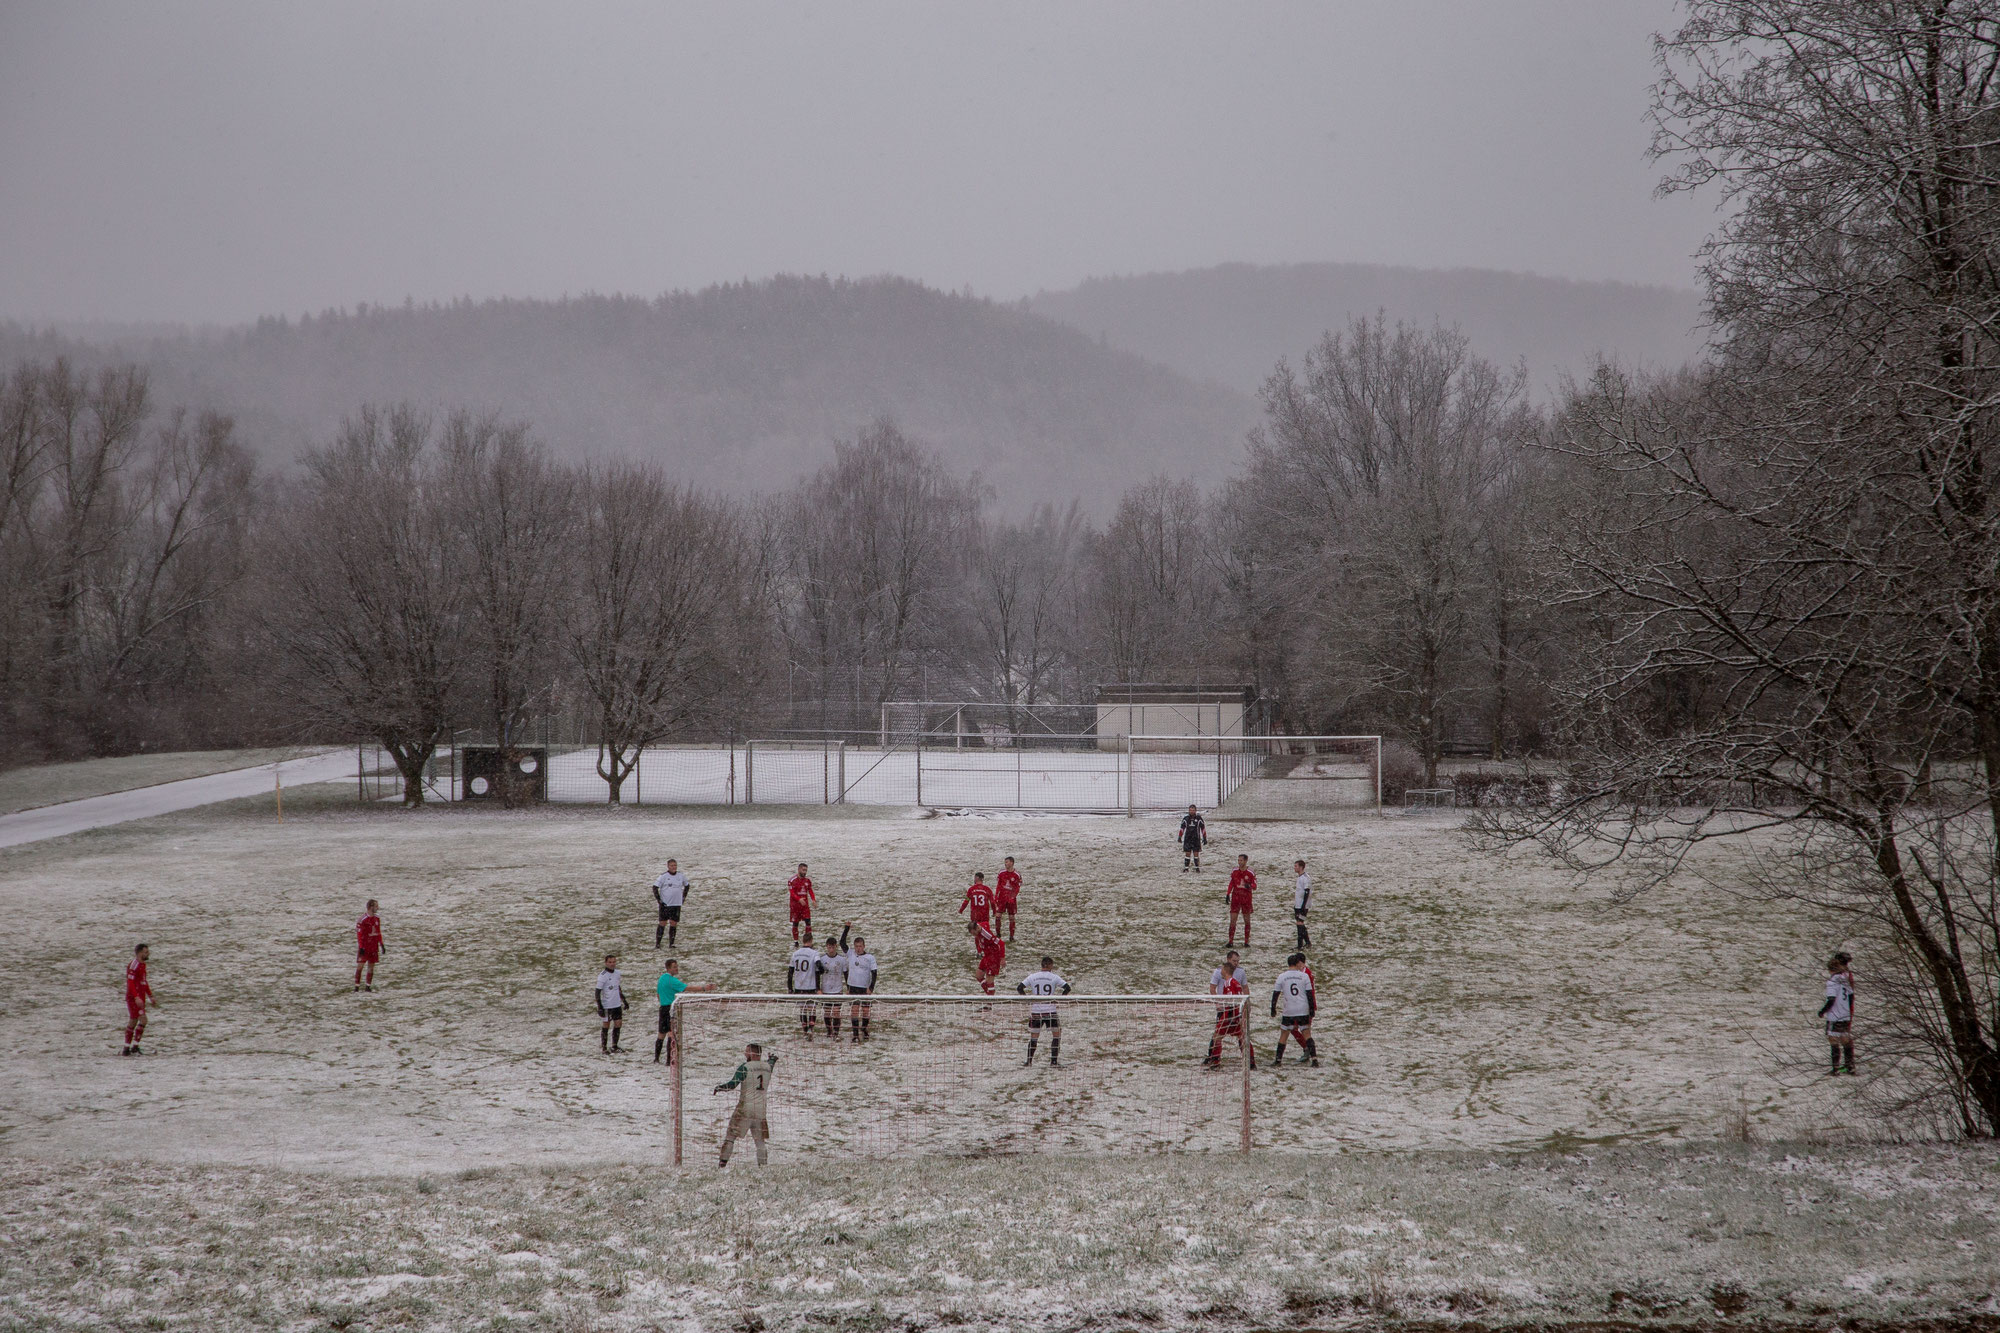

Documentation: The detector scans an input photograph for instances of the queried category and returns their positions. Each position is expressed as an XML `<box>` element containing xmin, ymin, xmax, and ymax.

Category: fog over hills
<box><xmin>0</xmin><ymin>277</ymin><xmax>1258</xmax><ymax>510</ymax></box>
<box><xmin>1026</xmin><ymin>262</ymin><xmax>1706</xmax><ymax>396</ymax></box>
<box><xmin>3</xmin><ymin>265</ymin><xmax>1707</xmax><ymax>507</ymax></box>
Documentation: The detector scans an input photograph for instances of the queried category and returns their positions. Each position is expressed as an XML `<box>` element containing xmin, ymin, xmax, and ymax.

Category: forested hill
<box><xmin>1025</xmin><ymin>262</ymin><xmax>1705</xmax><ymax>397</ymax></box>
<box><xmin>0</xmin><ymin>277</ymin><xmax>1258</xmax><ymax>507</ymax></box>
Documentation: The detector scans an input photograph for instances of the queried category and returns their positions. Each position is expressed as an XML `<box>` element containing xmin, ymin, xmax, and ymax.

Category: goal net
<box><xmin>1137</xmin><ymin>734</ymin><xmax>1382</xmax><ymax>815</ymax></box>
<box><xmin>671</xmin><ymin>993</ymin><xmax>1252</xmax><ymax>1163</ymax></box>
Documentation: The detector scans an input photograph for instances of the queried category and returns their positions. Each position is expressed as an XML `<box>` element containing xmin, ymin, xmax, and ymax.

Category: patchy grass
<box><xmin>2</xmin><ymin>1144</ymin><xmax>1995</xmax><ymax>1331</ymax></box>
<box><xmin>3</xmin><ymin>799</ymin><xmax>1983</xmax><ymax>1327</ymax></box>
<box><xmin>0</xmin><ymin>802</ymin><xmax>1889</xmax><ymax>1168</ymax></box>
<box><xmin>0</xmin><ymin>746</ymin><xmax>330</xmax><ymax>816</ymax></box>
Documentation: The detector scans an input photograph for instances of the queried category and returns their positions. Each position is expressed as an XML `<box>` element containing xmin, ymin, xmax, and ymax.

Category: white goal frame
<box><xmin>723</xmin><ymin>733</ymin><xmax>1383</xmax><ymax>813</ymax></box>
<box><xmin>671</xmin><ymin>992</ymin><xmax>1252</xmax><ymax>1164</ymax></box>
<box><xmin>1135</xmin><ymin>733</ymin><xmax>1383</xmax><ymax>815</ymax></box>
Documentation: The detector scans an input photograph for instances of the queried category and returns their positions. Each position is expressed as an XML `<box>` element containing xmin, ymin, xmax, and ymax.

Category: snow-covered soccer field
<box><xmin>1</xmin><ymin>792</ymin><xmax>1995</xmax><ymax>1330</ymax></box>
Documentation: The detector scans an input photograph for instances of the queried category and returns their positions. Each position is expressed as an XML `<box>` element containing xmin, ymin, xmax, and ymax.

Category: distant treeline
<box><xmin>0</xmin><ymin>314</ymin><xmax>1575</xmax><ymax>787</ymax></box>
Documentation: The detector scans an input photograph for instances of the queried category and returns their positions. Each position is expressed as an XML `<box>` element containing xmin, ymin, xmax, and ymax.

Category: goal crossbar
<box><xmin>729</xmin><ymin>733</ymin><xmax>1382</xmax><ymax>813</ymax></box>
<box><xmin>672</xmin><ymin>992</ymin><xmax>1252</xmax><ymax>1164</ymax></box>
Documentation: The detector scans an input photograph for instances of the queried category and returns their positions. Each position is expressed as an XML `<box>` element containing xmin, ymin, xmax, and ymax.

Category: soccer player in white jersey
<box><xmin>815</xmin><ymin>932</ymin><xmax>849</xmax><ymax>1038</ymax></box>
<box><xmin>652</xmin><ymin>859</ymin><xmax>691</xmax><ymax>950</ymax></box>
<box><xmin>1270</xmin><ymin>952</ymin><xmax>1318</xmax><ymax>1067</ymax></box>
<box><xmin>1016</xmin><ymin>956</ymin><xmax>1071</xmax><ymax>1067</ymax></box>
<box><xmin>1292</xmin><ymin>860</ymin><xmax>1312</xmax><ymax>951</ymax></box>
<box><xmin>595</xmin><ymin>954</ymin><xmax>626</xmax><ymax>1055</ymax></box>
<box><xmin>1818</xmin><ymin>951</ymin><xmax>1855</xmax><ymax>1074</ymax></box>
<box><xmin>842</xmin><ymin>922</ymin><xmax>879</xmax><ymax>1043</ymax></box>
<box><xmin>787</xmin><ymin>933</ymin><xmax>821</xmax><ymax>1039</ymax></box>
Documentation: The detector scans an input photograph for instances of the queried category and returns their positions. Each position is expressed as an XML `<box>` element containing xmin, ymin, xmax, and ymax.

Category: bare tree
<box><xmin>0</xmin><ymin>360</ymin><xmax>255</xmax><ymax>758</ymax></box>
<box><xmin>1205</xmin><ymin>477</ymin><xmax>1289</xmax><ymax>708</ymax></box>
<box><xmin>440</xmin><ymin>414</ymin><xmax>576</xmax><ymax>805</ymax></box>
<box><xmin>967</xmin><ymin>501</ymin><xmax>1085</xmax><ymax>723</ymax></box>
<box><xmin>1088</xmin><ymin>476</ymin><xmax>1209</xmax><ymax>684</ymax></box>
<box><xmin>1248</xmin><ymin>316</ymin><xmax>1530</xmax><ymax>781</ymax></box>
<box><xmin>1483</xmin><ymin>0</ymin><xmax>2000</xmax><ymax>1137</ymax></box>
<box><xmin>565</xmin><ymin>462</ymin><xmax>771</xmax><ymax>802</ymax></box>
<box><xmin>266</xmin><ymin>405</ymin><xmax>465</xmax><ymax>806</ymax></box>
<box><xmin>779</xmin><ymin>419</ymin><xmax>980</xmax><ymax>728</ymax></box>
<box><xmin>1475</xmin><ymin>441</ymin><xmax>1558</xmax><ymax>759</ymax></box>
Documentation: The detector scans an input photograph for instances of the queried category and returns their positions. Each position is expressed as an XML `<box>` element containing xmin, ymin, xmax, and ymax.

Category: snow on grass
<box><xmin>2</xmin><ymin>797</ymin><xmax>1991</xmax><ymax>1327</ymax></box>
<box><xmin>0</xmin><ymin>798</ymin><xmax>1892</xmax><ymax>1171</ymax></box>
<box><xmin>0</xmin><ymin>746</ymin><xmax>331</xmax><ymax>816</ymax></box>
<box><xmin>2</xmin><ymin>1145</ymin><xmax>1995</xmax><ymax>1331</ymax></box>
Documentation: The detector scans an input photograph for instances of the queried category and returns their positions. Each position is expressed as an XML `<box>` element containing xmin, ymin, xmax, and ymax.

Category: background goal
<box><xmin>725</xmin><ymin>733</ymin><xmax>1382</xmax><ymax>813</ymax></box>
<box><xmin>672</xmin><ymin>993</ymin><xmax>1252</xmax><ymax>1163</ymax></box>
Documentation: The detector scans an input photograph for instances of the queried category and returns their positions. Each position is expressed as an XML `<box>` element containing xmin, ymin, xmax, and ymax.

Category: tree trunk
<box><xmin>388</xmin><ymin>738</ymin><xmax>436</xmax><ymax>808</ymax></box>
<box><xmin>1874</xmin><ymin>830</ymin><xmax>2000</xmax><ymax>1135</ymax></box>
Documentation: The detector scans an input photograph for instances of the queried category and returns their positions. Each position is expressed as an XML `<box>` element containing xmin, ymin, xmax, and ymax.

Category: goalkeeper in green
<box><xmin>715</xmin><ymin>1043</ymin><xmax>778</xmax><ymax>1167</ymax></box>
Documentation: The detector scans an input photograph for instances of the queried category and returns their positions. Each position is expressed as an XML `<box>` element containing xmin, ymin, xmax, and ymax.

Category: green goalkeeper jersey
<box><xmin>715</xmin><ymin>1056</ymin><xmax>778</xmax><ymax>1116</ymax></box>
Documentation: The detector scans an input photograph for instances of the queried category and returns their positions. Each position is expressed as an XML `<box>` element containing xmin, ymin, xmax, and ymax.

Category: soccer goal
<box><xmin>1135</xmin><ymin>734</ymin><xmax>1383</xmax><ymax>816</ymax></box>
<box><xmin>671</xmin><ymin>993</ymin><xmax>1252</xmax><ymax>1163</ymax></box>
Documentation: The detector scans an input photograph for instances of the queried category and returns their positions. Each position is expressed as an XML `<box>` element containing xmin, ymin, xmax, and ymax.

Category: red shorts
<box><xmin>357</xmin><ymin>947</ymin><xmax>381</xmax><ymax>964</ymax></box>
<box><xmin>1213</xmin><ymin>1012</ymin><xmax>1243</xmax><ymax>1036</ymax></box>
<box><xmin>126</xmin><ymin>998</ymin><xmax>146</xmax><ymax>1022</ymax></box>
<box><xmin>995</xmin><ymin>890</ymin><xmax>1018</xmax><ymax>910</ymax></box>
<box><xmin>1228</xmin><ymin>898</ymin><xmax>1252</xmax><ymax>911</ymax></box>
<box><xmin>789</xmin><ymin>902</ymin><xmax>812</xmax><ymax>923</ymax></box>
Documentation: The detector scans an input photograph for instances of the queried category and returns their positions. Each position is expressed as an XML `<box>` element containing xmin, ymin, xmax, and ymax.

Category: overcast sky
<box><xmin>0</xmin><ymin>1</ymin><xmax>1710</xmax><ymax>326</ymax></box>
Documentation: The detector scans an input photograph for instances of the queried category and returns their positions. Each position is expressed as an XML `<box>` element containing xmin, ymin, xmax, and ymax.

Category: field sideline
<box><xmin>1</xmin><ymin>793</ymin><xmax>1994</xmax><ymax>1329</ymax></box>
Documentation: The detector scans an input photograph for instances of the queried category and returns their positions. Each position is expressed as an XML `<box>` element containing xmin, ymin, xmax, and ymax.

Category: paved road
<box><xmin>0</xmin><ymin>751</ymin><xmax>359</xmax><ymax>850</ymax></box>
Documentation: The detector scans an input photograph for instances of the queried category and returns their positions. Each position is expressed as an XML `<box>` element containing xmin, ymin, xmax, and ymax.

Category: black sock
<box><xmin>1274</xmin><ymin>1043</ymin><xmax>1285</xmax><ymax>1064</ymax></box>
<box><xmin>1206</xmin><ymin>1037</ymin><xmax>1221</xmax><ymax>1062</ymax></box>
<box><xmin>1050</xmin><ymin>1036</ymin><xmax>1061</xmax><ymax>1063</ymax></box>
<box><xmin>601</xmin><ymin>1028</ymin><xmax>609</xmax><ymax>1051</ymax></box>
<box><xmin>1830</xmin><ymin>1047</ymin><xmax>1841</xmax><ymax>1070</ymax></box>
<box><xmin>668</xmin><ymin>928</ymin><xmax>676</xmax><ymax>946</ymax></box>
<box><xmin>655</xmin><ymin>923</ymin><xmax>665</xmax><ymax>946</ymax></box>
<box><xmin>1026</xmin><ymin>1036</ymin><xmax>1038</xmax><ymax>1062</ymax></box>
<box><xmin>1843</xmin><ymin>1048</ymin><xmax>1854</xmax><ymax>1069</ymax></box>
<box><xmin>1304</xmin><ymin>1038</ymin><xmax>1317</xmax><ymax>1061</ymax></box>
<box><xmin>655</xmin><ymin>1036</ymin><xmax>665</xmax><ymax>1058</ymax></box>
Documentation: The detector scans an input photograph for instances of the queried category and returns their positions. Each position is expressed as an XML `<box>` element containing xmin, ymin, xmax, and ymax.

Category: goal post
<box><xmin>1129</xmin><ymin>734</ymin><xmax>1383</xmax><ymax>815</ymax></box>
<box><xmin>672</xmin><ymin>992</ymin><xmax>1252</xmax><ymax>1164</ymax></box>
<box><xmin>612</xmin><ymin>733</ymin><xmax>1385</xmax><ymax>814</ymax></box>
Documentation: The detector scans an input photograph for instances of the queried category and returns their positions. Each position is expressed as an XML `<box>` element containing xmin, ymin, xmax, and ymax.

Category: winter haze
<box><xmin>1</xmin><ymin>3</ymin><xmax>1703</xmax><ymax>502</ymax></box>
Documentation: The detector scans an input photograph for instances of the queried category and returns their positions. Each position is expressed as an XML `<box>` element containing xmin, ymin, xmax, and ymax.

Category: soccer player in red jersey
<box><xmin>973</xmin><ymin>920</ymin><xmax>1006</xmax><ymax>995</ymax></box>
<box><xmin>354</xmin><ymin>899</ymin><xmax>384</xmax><ymax>991</ymax></box>
<box><xmin>1226</xmin><ymin>854</ymin><xmax>1256</xmax><ymax>947</ymax></box>
<box><xmin>787</xmin><ymin>863</ymin><xmax>816</xmax><ymax>944</ymax></box>
<box><xmin>123</xmin><ymin>943</ymin><xmax>156</xmax><ymax>1056</ymax></box>
<box><xmin>959</xmin><ymin>872</ymin><xmax>995</xmax><ymax>934</ymax></box>
<box><xmin>995</xmin><ymin>857</ymin><xmax>1022</xmax><ymax>941</ymax></box>
<box><xmin>1204</xmin><ymin>950</ymin><xmax>1255</xmax><ymax>1068</ymax></box>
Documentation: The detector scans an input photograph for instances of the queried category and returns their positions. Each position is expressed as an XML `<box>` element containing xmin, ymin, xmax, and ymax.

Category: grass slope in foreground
<box><xmin>3</xmin><ymin>1146</ymin><xmax>1995</xmax><ymax>1331</ymax></box>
